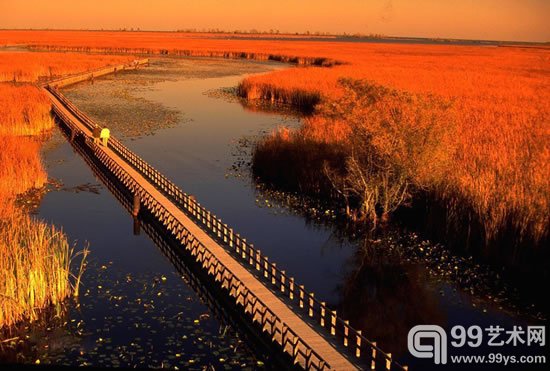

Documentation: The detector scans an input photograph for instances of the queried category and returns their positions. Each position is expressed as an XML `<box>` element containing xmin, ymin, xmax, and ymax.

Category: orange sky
<box><xmin>1</xmin><ymin>0</ymin><xmax>548</xmax><ymax>42</ymax></box>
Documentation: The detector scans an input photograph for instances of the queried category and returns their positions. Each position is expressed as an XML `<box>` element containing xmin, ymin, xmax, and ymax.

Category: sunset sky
<box><xmin>1</xmin><ymin>0</ymin><xmax>548</xmax><ymax>42</ymax></box>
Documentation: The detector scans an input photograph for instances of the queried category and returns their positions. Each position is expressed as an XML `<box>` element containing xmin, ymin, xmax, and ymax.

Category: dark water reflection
<box><xmin>4</xmin><ymin>130</ymin><xmax>264</xmax><ymax>369</ymax></box>
<box><xmin>17</xmin><ymin>58</ymin><xmax>545</xmax><ymax>370</ymax></box>
<box><xmin>339</xmin><ymin>239</ymin><xmax>445</xmax><ymax>356</ymax></box>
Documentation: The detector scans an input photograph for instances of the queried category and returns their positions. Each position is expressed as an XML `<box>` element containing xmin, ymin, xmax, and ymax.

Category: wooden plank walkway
<box><xmin>42</xmin><ymin>64</ymin><xmax>408</xmax><ymax>370</ymax></box>
<box><xmin>45</xmin><ymin>88</ymin><xmax>358</xmax><ymax>370</ymax></box>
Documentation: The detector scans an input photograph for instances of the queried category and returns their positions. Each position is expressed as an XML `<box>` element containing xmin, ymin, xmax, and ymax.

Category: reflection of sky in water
<box><xmin>32</xmin><ymin>59</ymin><xmax>542</xmax><ymax>369</ymax></box>
<box><xmin>123</xmin><ymin>71</ymin><xmax>355</xmax><ymax>302</ymax></box>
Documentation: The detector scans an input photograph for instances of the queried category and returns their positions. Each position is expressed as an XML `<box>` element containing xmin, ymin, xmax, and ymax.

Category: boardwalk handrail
<box><xmin>48</xmin><ymin>85</ymin><xmax>408</xmax><ymax>370</ymax></box>
<box><xmin>51</xmin><ymin>104</ymin><xmax>331</xmax><ymax>369</ymax></box>
<box><xmin>45</xmin><ymin>58</ymin><xmax>149</xmax><ymax>88</ymax></box>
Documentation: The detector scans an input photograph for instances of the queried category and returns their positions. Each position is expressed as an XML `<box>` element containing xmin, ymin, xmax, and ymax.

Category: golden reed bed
<box><xmin>0</xmin><ymin>51</ymin><xmax>128</xmax><ymax>328</ymax></box>
<box><xmin>1</xmin><ymin>30</ymin><xmax>547</xmax><ymax>263</ymax></box>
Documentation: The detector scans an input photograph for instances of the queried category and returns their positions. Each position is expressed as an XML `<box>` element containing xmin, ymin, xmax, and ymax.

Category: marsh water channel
<box><xmin>5</xmin><ymin>58</ymin><xmax>545</xmax><ymax>370</ymax></box>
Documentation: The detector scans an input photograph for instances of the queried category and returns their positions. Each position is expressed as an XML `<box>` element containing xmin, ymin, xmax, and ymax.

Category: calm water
<box><xmin>27</xmin><ymin>58</ymin><xmax>546</xmax><ymax>370</ymax></box>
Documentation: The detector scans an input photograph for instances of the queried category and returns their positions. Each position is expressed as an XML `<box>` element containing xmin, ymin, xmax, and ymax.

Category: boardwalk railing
<box><xmin>50</xmin><ymin>102</ymin><xmax>331</xmax><ymax>369</ymax></box>
<box><xmin>46</xmin><ymin>58</ymin><xmax>149</xmax><ymax>89</ymax></box>
<box><xmin>47</xmin><ymin>84</ymin><xmax>408</xmax><ymax>370</ymax></box>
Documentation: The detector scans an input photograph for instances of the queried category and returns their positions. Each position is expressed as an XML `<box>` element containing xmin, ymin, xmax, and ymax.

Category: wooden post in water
<box><xmin>133</xmin><ymin>217</ymin><xmax>140</xmax><ymax>235</ymax></box>
<box><xmin>132</xmin><ymin>194</ymin><xmax>140</xmax><ymax>217</ymax></box>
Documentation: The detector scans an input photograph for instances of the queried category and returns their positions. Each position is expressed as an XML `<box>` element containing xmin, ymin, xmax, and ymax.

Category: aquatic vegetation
<box><xmin>0</xmin><ymin>136</ymin><xmax>47</xmax><ymax>219</ymax></box>
<box><xmin>0</xmin><ymin>51</ymin><xmax>130</xmax><ymax>328</ymax></box>
<box><xmin>254</xmin><ymin>80</ymin><xmax>457</xmax><ymax>222</ymax></box>
<box><xmin>0</xmin><ymin>212</ymin><xmax>89</xmax><ymax>328</ymax></box>
<box><xmin>248</xmin><ymin>46</ymin><xmax>549</xmax><ymax>254</ymax></box>
<box><xmin>1</xmin><ymin>30</ymin><xmax>546</xmax><ymax>252</ymax></box>
<box><xmin>0</xmin><ymin>263</ymin><xmax>261</xmax><ymax>368</ymax></box>
<box><xmin>0</xmin><ymin>52</ymin><xmax>133</xmax><ymax>82</ymax></box>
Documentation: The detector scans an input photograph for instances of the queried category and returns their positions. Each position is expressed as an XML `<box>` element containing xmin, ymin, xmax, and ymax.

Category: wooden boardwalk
<box><xmin>43</xmin><ymin>64</ymin><xmax>408</xmax><ymax>371</ymax></box>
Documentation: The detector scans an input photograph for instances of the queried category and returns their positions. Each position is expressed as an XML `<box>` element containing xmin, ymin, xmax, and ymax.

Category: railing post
<box><xmin>229</xmin><ymin>228</ymin><xmax>234</xmax><ymax>248</ymax></box>
<box><xmin>280</xmin><ymin>271</ymin><xmax>286</xmax><ymax>293</ymax></box>
<box><xmin>255</xmin><ymin>250</ymin><xmax>261</xmax><ymax>271</ymax></box>
<box><xmin>249</xmin><ymin>245</ymin><xmax>255</xmax><ymax>266</ymax></box>
<box><xmin>263</xmin><ymin>257</ymin><xmax>269</xmax><ymax>278</ymax></box>
<box><xmin>330</xmin><ymin>310</ymin><xmax>337</xmax><ymax>336</ymax></box>
<box><xmin>344</xmin><ymin>320</ymin><xmax>350</xmax><ymax>347</ymax></box>
<box><xmin>356</xmin><ymin>330</ymin><xmax>362</xmax><ymax>357</ymax></box>
<box><xmin>308</xmin><ymin>293</ymin><xmax>314</xmax><ymax>317</ymax></box>
<box><xmin>299</xmin><ymin>286</ymin><xmax>305</xmax><ymax>308</ymax></box>
<box><xmin>241</xmin><ymin>239</ymin><xmax>247</xmax><ymax>259</ymax></box>
<box><xmin>271</xmin><ymin>263</ymin><xmax>277</xmax><ymax>285</ymax></box>
<box><xmin>292</xmin><ymin>336</ymin><xmax>299</xmax><ymax>358</ymax></box>
<box><xmin>289</xmin><ymin>277</ymin><xmax>294</xmax><ymax>300</ymax></box>
<box><xmin>320</xmin><ymin>302</ymin><xmax>326</xmax><ymax>327</ymax></box>
<box><xmin>371</xmin><ymin>342</ymin><xmax>377</xmax><ymax>370</ymax></box>
<box><xmin>386</xmin><ymin>353</ymin><xmax>392</xmax><ymax>370</ymax></box>
<box><xmin>305</xmin><ymin>349</ymin><xmax>312</xmax><ymax>369</ymax></box>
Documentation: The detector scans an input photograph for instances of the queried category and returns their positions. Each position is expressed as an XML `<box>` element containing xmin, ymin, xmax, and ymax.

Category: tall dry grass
<box><xmin>244</xmin><ymin>47</ymin><xmax>549</xmax><ymax>254</ymax></box>
<box><xmin>0</xmin><ymin>136</ymin><xmax>47</xmax><ymax>203</ymax></box>
<box><xmin>0</xmin><ymin>52</ymin><xmax>133</xmax><ymax>82</ymax></box>
<box><xmin>1</xmin><ymin>30</ymin><xmax>547</xmax><ymax>254</ymax></box>
<box><xmin>0</xmin><ymin>50</ymin><xmax>125</xmax><ymax>328</ymax></box>
<box><xmin>0</xmin><ymin>212</ymin><xmax>89</xmax><ymax>328</ymax></box>
<box><xmin>255</xmin><ymin>75</ymin><xmax>549</xmax><ymax>254</ymax></box>
<box><xmin>0</xmin><ymin>83</ymin><xmax>53</xmax><ymax>136</ymax></box>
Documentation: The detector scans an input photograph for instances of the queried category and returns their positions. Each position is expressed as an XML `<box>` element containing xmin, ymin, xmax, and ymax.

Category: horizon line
<box><xmin>1</xmin><ymin>28</ymin><xmax>548</xmax><ymax>45</ymax></box>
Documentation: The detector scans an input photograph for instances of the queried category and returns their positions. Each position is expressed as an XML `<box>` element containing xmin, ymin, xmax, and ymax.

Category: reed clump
<box><xmin>237</xmin><ymin>79</ymin><xmax>321</xmax><ymax>113</ymax></box>
<box><xmin>0</xmin><ymin>83</ymin><xmax>54</xmax><ymax>136</ymax></box>
<box><xmin>254</xmin><ymin>80</ymin><xmax>457</xmax><ymax>224</ymax></box>
<box><xmin>0</xmin><ymin>137</ymin><xmax>47</xmax><ymax>206</ymax></box>
<box><xmin>0</xmin><ymin>212</ymin><xmax>89</xmax><ymax>328</ymax></box>
<box><xmin>253</xmin><ymin>75</ymin><xmax>548</xmax><ymax>259</ymax></box>
<box><xmin>0</xmin><ymin>50</ymin><xmax>115</xmax><ymax>329</ymax></box>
